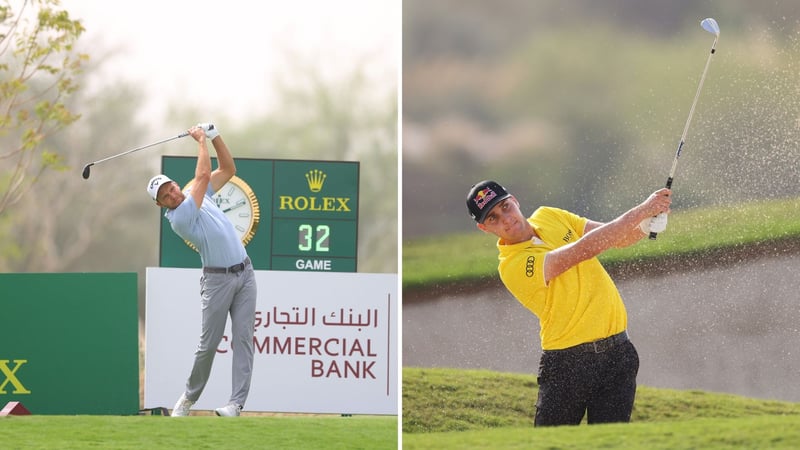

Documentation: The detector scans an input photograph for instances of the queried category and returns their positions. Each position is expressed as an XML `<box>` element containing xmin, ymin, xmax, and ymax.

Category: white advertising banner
<box><xmin>144</xmin><ymin>268</ymin><xmax>398</xmax><ymax>415</ymax></box>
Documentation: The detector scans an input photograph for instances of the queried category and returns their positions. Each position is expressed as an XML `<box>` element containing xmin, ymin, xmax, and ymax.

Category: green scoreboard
<box><xmin>158</xmin><ymin>157</ymin><xmax>359</xmax><ymax>272</ymax></box>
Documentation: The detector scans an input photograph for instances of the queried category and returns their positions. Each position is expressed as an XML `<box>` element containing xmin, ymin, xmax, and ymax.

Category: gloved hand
<box><xmin>197</xmin><ymin>122</ymin><xmax>219</xmax><ymax>140</ymax></box>
<box><xmin>649</xmin><ymin>213</ymin><xmax>668</xmax><ymax>234</ymax></box>
<box><xmin>639</xmin><ymin>213</ymin><xmax>668</xmax><ymax>234</ymax></box>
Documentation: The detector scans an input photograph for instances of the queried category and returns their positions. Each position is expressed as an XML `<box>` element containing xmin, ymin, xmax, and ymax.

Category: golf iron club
<box><xmin>81</xmin><ymin>130</ymin><xmax>192</xmax><ymax>179</ymax></box>
<box><xmin>650</xmin><ymin>17</ymin><xmax>720</xmax><ymax>239</ymax></box>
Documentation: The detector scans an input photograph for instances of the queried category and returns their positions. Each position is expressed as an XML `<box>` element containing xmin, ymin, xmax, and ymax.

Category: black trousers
<box><xmin>534</xmin><ymin>335</ymin><xmax>639</xmax><ymax>426</ymax></box>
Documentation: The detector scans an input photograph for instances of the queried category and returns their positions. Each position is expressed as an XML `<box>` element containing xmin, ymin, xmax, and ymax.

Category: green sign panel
<box><xmin>0</xmin><ymin>273</ymin><xmax>139</xmax><ymax>415</ymax></box>
<box><xmin>158</xmin><ymin>157</ymin><xmax>359</xmax><ymax>272</ymax></box>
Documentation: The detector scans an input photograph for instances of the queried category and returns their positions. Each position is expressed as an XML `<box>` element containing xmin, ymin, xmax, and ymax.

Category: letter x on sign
<box><xmin>0</xmin><ymin>360</ymin><xmax>30</xmax><ymax>394</ymax></box>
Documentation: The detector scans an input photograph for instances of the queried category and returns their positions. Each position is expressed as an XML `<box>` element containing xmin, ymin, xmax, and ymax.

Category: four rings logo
<box><xmin>525</xmin><ymin>256</ymin><xmax>535</xmax><ymax>277</ymax></box>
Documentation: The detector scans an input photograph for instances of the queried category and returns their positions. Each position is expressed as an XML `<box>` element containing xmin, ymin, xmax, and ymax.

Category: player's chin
<box><xmin>506</xmin><ymin>220</ymin><xmax>525</xmax><ymax>235</ymax></box>
<box><xmin>502</xmin><ymin>222</ymin><xmax>523</xmax><ymax>241</ymax></box>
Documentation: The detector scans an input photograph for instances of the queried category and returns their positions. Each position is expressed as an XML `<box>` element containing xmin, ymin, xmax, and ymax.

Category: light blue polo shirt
<box><xmin>165</xmin><ymin>185</ymin><xmax>247</xmax><ymax>268</ymax></box>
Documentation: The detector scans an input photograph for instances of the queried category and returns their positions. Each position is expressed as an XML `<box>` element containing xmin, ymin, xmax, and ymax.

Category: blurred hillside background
<box><xmin>403</xmin><ymin>0</ymin><xmax>800</xmax><ymax>238</ymax></box>
<box><xmin>1</xmin><ymin>0</ymin><xmax>398</xmax><ymax>276</ymax></box>
<box><xmin>0</xmin><ymin>0</ymin><xmax>398</xmax><ymax>329</ymax></box>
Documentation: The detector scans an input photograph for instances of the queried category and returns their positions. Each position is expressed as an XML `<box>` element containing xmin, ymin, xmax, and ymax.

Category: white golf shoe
<box><xmin>171</xmin><ymin>393</ymin><xmax>194</xmax><ymax>417</ymax></box>
<box><xmin>214</xmin><ymin>403</ymin><xmax>242</xmax><ymax>417</ymax></box>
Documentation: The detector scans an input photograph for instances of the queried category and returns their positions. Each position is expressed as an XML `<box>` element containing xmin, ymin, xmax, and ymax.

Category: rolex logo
<box><xmin>280</xmin><ymin>169</ymin><xmax>350</xmax><ymax>212</ymax></box>
<box><xmin>305</xmin><ymin>169</ymin><xmax>327</xmax><ymax>193</ymax></box>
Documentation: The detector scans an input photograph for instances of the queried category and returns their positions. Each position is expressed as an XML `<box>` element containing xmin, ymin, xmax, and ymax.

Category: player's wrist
<box><xmin>638</xmin><ymin>217</ymin><xmax>652</xmax><ymax>234</ymax></box>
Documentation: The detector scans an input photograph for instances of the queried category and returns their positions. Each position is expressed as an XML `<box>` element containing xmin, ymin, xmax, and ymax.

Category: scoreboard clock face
<box><xmin>159</xmin><ymin>157</ymin><xmax>358</xmax><ymax>273</ymax></box>
<box><xmin>181</xmin><ymin>175</ymin><xmax>260</xmax><ymax>249</ymax></box>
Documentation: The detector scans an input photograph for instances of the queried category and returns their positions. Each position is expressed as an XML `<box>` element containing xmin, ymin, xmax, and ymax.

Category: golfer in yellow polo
<box><xmin>467</xmin><ymin>180</ymin><xmax>671</xmax><ymax>426</ymax></box>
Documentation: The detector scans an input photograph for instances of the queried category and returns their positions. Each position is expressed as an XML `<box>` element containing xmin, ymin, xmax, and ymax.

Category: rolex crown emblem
<box><xmin>305</xmin><ymin>169</ymin><xmax>327</xmax><ymax>193</ymax></box>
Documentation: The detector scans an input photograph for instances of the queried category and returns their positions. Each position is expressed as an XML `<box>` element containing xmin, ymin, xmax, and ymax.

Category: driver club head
<box><xmin>701</xmin><ymin>18</ymin><xmax>720</xmax><ymax>36</ymax></box>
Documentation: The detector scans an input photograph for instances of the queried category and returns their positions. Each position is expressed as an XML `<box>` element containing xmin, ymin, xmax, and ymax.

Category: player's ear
<box><xmin>476</xmin><ymin>222</ymin><xmax>489</xmax><ymax>233</ymax></box>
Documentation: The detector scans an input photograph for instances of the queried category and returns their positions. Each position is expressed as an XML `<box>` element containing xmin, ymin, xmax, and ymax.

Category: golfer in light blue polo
<box><xmin>147</xmin><ymin>123</ymin><xmax>256</xmax><ymax>417</ymax></box>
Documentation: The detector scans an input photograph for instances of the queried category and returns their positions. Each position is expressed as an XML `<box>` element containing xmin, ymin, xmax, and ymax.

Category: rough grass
<box><xmin>402</xmin><ymin>367</ymin><xmax>800</xmax><ymax>449</ymax></box>
<box><xmin>402</xmin><ymin>367</ymin><xmax>800</xmax><ymax>433</ymax></box>
<box><xmin>402</xmin><ymin>415</ymin><xmax>800</xmax><ymax>449</ymax></box>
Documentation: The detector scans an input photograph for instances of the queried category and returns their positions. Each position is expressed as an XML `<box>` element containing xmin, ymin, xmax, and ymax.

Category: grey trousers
<box><xmin>184</xmin><ymin>265</ymin><xmax>257</xmax><ymax>407</ymax></box>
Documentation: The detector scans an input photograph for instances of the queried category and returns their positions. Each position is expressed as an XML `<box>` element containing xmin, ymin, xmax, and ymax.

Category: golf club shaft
<box><xmin>650</xmin><ymin>33</ymin><xmax>718</xmax><ymax>240</ymax></box>
<box><xmin>90</xmin><ymin>131</ymin><xmax>189</xmax><ymax>166</ymax></box>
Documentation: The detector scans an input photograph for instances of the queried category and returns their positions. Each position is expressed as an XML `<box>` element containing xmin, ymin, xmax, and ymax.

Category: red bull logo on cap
<box><xmin>473</xmin><ymin>187</ymin><xmax>497</xmax><ymax>211</ymax></box>
<box><xmin>467</xmin><ymin>180</ymin><xmax>510</xmax><ymax>223</ymax></box>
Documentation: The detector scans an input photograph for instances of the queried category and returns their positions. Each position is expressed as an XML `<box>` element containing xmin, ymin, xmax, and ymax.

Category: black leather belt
<box><xmin>551</xmin><ymin>331</ymin><xmax>629</xmax><ymax>354</ymax></box>
<box><xmin>203</xmin><ymin>257</ymin><xmax>251</xmax><ymax>274</ymax></box>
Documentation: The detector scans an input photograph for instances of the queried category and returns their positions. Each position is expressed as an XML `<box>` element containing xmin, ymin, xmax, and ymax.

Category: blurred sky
<box><xmin>61</xmin><ymin>0</ymin><xmax>399</xmax><ymax>129</ymax></box>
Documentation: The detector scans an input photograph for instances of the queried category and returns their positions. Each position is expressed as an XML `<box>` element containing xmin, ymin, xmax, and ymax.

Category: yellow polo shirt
<box><xmin>497</xmin><ymin>207</ymin><xmax>627</xmax><ymax>350</ymax></box>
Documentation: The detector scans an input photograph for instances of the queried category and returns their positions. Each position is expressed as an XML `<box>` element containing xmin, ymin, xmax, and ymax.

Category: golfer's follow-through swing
<box><xmin>147</xmin><ymin>123</ymin><xmax>257</xmax><ymax>417</ymax></box>
<box><xmin>464</xmin><ymin>18</ymin><xmax>720</xmax><ymax>428</ymax></box>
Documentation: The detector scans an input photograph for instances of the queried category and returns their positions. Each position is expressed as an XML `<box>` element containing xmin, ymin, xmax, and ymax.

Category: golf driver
<box><xmin>650</xmin><ymin>17</ymin><xmax>720</xmax><ymax>239</ymax></box>
<box><xmin>81</xmin><ymin>131</ymin><xmax>191</xmax><ymax>179</ymax></box>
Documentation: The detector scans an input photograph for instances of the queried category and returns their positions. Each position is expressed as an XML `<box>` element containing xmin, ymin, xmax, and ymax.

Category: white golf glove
<box><xmin>649</xmin><ymin>213</ymin><xmax>668</xmax><ymax>234</ymax></box>
<box><xmin>197</xmin><ymin>122</ymin><xmax>219</xmax><ymax>140</ymax></box>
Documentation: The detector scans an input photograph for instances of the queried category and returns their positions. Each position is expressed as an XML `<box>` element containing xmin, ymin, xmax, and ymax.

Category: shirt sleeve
<box><xmin>540</xmin><ymin>207</ymin><xmax>588</xmax><ymax>240</ymax></box>
<box><xmin>499</xmin><ymin>245</ymin><xmax>549</xmax><ymax>315</ymax></box>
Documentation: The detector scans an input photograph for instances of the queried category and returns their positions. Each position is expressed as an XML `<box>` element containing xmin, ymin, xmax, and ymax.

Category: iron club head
<box><xmin>82</xmin><ymin>163</ymin><xmax>92</xmax><ymax>179</ymax></box>
<box><xmin>701</xmin><ymin>18</ymin><xmax>720</xmax><ymax>36</ymax></box>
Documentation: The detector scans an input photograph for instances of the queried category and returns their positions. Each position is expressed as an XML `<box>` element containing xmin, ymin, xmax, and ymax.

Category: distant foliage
<box><xmin>0</xmin><ymin>0</ymin><xmax>87</xmax><ymax>214</ymax></box>
<box><xmin>403</xmin><ymin>0</ymin><xmax>800</xmax><ymax>238</ymax></box>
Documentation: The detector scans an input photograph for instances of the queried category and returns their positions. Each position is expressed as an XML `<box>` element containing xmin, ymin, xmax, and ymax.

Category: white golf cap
<box><xmin>147</xmin><ymin>174</ymin><xmax>173</xmax><ymax>200</ymax></box>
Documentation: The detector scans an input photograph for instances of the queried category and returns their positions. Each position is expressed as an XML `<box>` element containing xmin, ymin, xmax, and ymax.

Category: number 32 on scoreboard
<box><xmin>298</xmin><ymin>224</ymin><xmax>330</xmax><ymax>252</ymax></box>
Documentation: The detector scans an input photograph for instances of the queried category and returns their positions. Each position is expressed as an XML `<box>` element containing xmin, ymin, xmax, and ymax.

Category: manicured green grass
<box><xmin>1</xmin><ymin>415</ymin><xmax>398</xmax><ymax>450</ymax></box>
<box><xmin>402</xmin><ymin>415</ymin><xmax>800</xmax><ymax>449</ymax></box>
<box><xmin>402</xmin><ymin>367</ymin><xmax>800</xmax><ymax>449</ymax></box>
<box><xmin>403</xmin><ymin>197</ymin><xmax>800</xmax><ymax>290</ymax></box>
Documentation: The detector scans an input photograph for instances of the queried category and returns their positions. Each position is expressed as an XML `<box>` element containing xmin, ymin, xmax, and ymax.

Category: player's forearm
<box><xmin>544</xmin><ymin>190</ymin><xmax>669</xmax><ymax>282</ymax></box>
<box><xmin>614</xmin><ymin>226</ymin><xmax>647</xmax><ymax>248</ymax></box>
<box><xmin>195</xmin><ymin>137</ymin><xmax>212</xmax><ymax>182</ymax></box>
<box><xmin>209</xmin><ymin>136</ymin><xmax>235</xmax><ymax>192</ymax></box>
<box><xmin>545</xmin><ymin>210</ymin><xmax>642</xmax><ymax>281</ymax></box>
<box><xmin>187</xmin><ymin>134</ymin><xmax>212</xmax><ymax>208</ymax></box>
<box><xmin>605</xmin><ymin>193</ymin><xmax>672</xmax><ymax>248</ymax></box>
<box><xmin>212</xmin><ymin>137</ymin><xmax>236</xmax><ymax>176</ymax></box>
<box><xmin>577</xmin><ymin>209</ymin><xmax>645</xmax><ymax>256</ymax></box>
<box><xmin>605</xmin><ymin>206</ymin><xmax>651</xmax><ymax>248</ymax></box>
